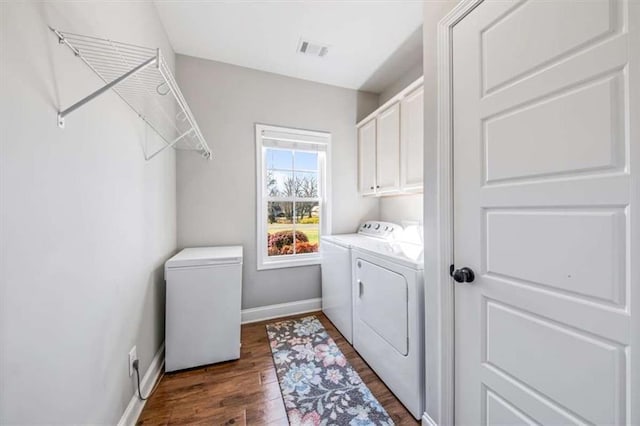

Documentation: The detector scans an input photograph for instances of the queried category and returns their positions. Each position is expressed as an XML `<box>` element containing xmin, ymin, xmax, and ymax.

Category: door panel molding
<box><xmin>480</xmin><ymin>0</ymin><xmax>620</xmax><ymax>96</ymax></box>
<box><xmin>481</xmin><ymin>364</ymin><xmax>591</xmax><ymax>426</ymax></box>
<box><xmin>482</xmin><ymin>299</ymin><xmax>625</xmax><ymax>424</ymax></box>
<box><xmin>483</xmin><ymin>73</ymin><xmax>626</xmax><ymax>184</ymax></box>
<box><xmin>483</xmin><ymin>386</ymin><xmax>538</xmax><ymax>426</ymax></box>
<box><xmin>483</xmin><ymin>207</ymin><xmax>627</xmax><ymax>306</ymax></box>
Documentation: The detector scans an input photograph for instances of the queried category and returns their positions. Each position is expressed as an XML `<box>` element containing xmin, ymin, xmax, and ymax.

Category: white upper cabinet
<box><xmin>357</xmin><ymin>77</ymin><xmax>423</xmax><ymax>197</ymax></box>
<box><xmin>400</xmin><ymin>85</ymin><xmax>424</xmax><ymax>192</ymax></box>
<box><xmin>376</xmin><ymin>103</ymin><xmax>401</xmax><ymax>194</ymax></box>
<box><xmin>358</xmin><ymin>119</ymin><xmax>377</xmax><ymax>196</ymax></box>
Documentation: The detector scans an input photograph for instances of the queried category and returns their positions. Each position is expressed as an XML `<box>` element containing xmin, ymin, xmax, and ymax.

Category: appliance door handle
<box><xmin>358</xmin><ymin>280</ymin><xmax>363</xmax><ymax>297</ymax></box>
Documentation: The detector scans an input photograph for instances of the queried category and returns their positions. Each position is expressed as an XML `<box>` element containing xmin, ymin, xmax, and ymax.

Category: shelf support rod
<box><xmin>57</xmin><ymin>55</ymin><xmax>157</xmax><ymax>128</ymax></box>
<box><xmin>145</xmin><ymin>128</ymin><xmax>195</xmax><ymax>161</ymax></box>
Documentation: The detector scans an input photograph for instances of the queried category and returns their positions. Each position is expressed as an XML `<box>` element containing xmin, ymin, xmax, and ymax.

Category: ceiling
<box><xmin>154</xmin><ymin>1</ymin><xmax>423</xmax><ymax>93</ymax></box>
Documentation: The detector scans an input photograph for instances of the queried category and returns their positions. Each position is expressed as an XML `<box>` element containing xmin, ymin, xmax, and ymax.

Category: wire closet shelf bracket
<box><xmin>50</xmin><ymin>27</ymin><xmax>212</xmax><ymax>160</ymax></box>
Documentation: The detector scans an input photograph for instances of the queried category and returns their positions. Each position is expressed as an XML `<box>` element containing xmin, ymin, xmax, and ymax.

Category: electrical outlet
<box><xmin>128</xmin><ymin>346</ymin><xmax>137</xmax><ymax>377</ymax></box>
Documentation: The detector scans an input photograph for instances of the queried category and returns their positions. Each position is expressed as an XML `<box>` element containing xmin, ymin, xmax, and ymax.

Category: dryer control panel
<box><xmin>358</xmin><ymin>221</ymin><xmax>401</xmax><ymax>240</ymax></box>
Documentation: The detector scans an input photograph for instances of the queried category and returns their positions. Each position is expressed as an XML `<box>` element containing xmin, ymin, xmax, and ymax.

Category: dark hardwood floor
<box><xmin>138</xmin><ymin>312</ymin><xmax>419</xmax><ymax>425</ymax></box>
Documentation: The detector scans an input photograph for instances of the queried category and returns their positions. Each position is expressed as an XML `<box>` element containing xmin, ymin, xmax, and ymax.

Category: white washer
<box><xmin>351</xmin><ymin>230</ymin><xmax>424</xmax><ymax>420</ymax></box>
<box><xmin>165</xmin><ymin>246</ymin><xmax>242</xmax><ymax>372</ymax></box>
<box><xmin>321</xmin><ymin>222</ymin><xmax>401</xmax><ymax>344</ymax></box>
<box><xmin>320</xmin><ymin>235</ymin><xmax>354</xmax><ymax>343</ymax></box>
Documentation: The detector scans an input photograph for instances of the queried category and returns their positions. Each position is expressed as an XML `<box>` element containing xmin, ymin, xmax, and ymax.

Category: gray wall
<box><xmin>379</xmin><ymin>193</ymin><xmax>424</xmax><ymax>224</ymax></box>
<box><xmin>175</xmin><ymin>55</ymin><xmax>379</xmax><ymax>309</ymax></box>
<box><xmin>378</xmin><ymin>60</ymin><xmax>423</xmax><ymax>105</ymax></box>
<box><xmin>0</xmin><ymin>2</ymin><xmax>176</xmax><ymax>423</ymax></box>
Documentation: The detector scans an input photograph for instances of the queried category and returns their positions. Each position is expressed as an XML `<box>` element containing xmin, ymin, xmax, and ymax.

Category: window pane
<box><xmin>294</xmin><ymin>201</ymin><xmax>320</xmax><ymax>254</ymax></box>
<box><xmin>261</xmin><ymin>132</ymin><xmax>325</xmax><ymax>266</ymax></box>
<box><xmin>266</xmin><ymin>170</ymin><xmax>294</xmax><ymax>196</ymax></box>
<box><xmin>294</xmin><ymin>171</ymin><xmax>319</xmax><ymax>197</ymax></box>
<box><xmin>294</xmin><ymin>151</ymin><xmax>318</xmax><ymax>171</ymax></box>
<box><xmin>268</xmin><ymin>202</ymin><xmax>294</xmax><ymax>256</ymax></box>
<box><xmin>266</xmin><ymin>148</ymin><xmax>293</xmax><ymax>170</ymax></box>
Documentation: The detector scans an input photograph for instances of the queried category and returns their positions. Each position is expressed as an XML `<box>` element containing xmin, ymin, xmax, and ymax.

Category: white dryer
<box><xmin>351</xmin><ymin>232</ymin><xmax>424</xmax><ymax>419</ymax></box>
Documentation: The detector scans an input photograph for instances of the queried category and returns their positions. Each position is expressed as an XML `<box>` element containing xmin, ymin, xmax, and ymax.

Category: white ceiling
<box><xmin>154</xmin><ymin>1</ymin><xmax>423</xmax><ymax>93</ymax></box>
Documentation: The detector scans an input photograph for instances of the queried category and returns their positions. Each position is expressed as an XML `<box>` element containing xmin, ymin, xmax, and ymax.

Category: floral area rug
<box><xmin>266</xmin><ymin>316</ymin><xmax>394</xmax><ymax>426</ymax></box>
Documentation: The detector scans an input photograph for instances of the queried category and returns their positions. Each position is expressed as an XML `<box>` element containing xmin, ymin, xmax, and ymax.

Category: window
<box><xmin>256</xmin><ymin>124</ymin><xmax>330</xmax><ymax>270</ymax></box>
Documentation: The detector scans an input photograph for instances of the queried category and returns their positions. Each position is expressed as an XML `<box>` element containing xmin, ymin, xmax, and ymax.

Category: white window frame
<box><xmin>255</xmin><ymin>124</ymin><xmax>331</xmax><ymax>270</ymax></box>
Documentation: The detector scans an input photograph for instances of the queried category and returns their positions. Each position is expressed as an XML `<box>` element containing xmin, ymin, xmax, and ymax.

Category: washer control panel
<box><xmin>358</xmin><ymin>221</ymin><xmax>402</xmax><ymax>240</ymax></box>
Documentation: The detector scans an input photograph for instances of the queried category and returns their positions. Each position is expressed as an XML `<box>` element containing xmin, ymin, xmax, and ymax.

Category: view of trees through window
<box><xmin>265</xmin><ymin>148</ymin><xmax>321</xmax><ymax>256</ymax></box>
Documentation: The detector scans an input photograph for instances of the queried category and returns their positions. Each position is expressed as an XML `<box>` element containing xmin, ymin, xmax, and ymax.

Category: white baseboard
<box><xmin>118</xmin><ymin>343</ymin><xmax>165</xmax><ymax>426</ymax></box>
<box><xmin>422</xmin><ymin>412</ymin><xmax>438</xmax><ymax>426</ymax></box>
<box><xmin>241</xmin><ymin>298</ymin><xmax>322</xmax><ymax>324</ymax></box>
<box><xmin>116</xmin><ymin>300</ymin><xmax>320</xmax><ymax>424</ymax></box>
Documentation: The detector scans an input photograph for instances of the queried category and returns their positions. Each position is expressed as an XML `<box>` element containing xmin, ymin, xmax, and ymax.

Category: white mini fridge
<box><xmin>165</xmin><ymin>246</ymin><xmax>242</xmax><ymax>372</ymax></box>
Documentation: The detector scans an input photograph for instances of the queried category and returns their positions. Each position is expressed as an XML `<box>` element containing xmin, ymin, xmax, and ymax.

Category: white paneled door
<box><xmin>452</xmin><ymin>0</ymin><xmax>639</xmax><ymax>424</ymax></box>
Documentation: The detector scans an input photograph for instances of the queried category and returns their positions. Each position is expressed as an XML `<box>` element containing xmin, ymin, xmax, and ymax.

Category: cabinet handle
<box><xmin>370</xmin><ymin>186</ymin><xmax>374</xmax><ymax>190</ymax></box>
<box><xmin>358</xmin><ymin>280</ymin><xmax>364</xmax><ymax>297</ymax></box>
<box><xmin>376</xmin><ymin>185</ymin><xmax>380</xmax><ymax>189</ymax></box>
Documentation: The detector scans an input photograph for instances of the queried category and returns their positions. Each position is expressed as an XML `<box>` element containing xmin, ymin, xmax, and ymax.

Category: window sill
<box><xmin>258</xmin><ymin>256</ymin><xmax>321</xmax><ymax>270</ymax></box>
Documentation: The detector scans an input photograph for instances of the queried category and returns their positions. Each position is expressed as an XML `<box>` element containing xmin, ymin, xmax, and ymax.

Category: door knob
<box><xmin>450</xmin><ymin>265</ymin><xmax>475</xmax><ymax>283</ymax></box>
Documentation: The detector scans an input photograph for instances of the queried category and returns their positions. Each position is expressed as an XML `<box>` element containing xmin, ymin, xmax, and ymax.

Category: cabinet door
<box><xmin>376</xmin><ymin>102</ymin><xmax>400</xmax><ymax>194</ymax></box>
<box><xmin>400</xmin><ymin>85</ymin><xmax>424</xmax><ymax>191</ymax></box>
<box><xmin>358</xmin><ymin>119</ymin><xmax>377</xmax><ymax>195</ymax></box>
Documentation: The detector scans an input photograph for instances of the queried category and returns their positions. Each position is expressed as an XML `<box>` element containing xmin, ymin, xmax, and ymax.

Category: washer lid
<box><xmin>321</xmin><ymin>233</ymin><xmax>361</xmax><ymax>248</ymax></box>
<box><xmin>166</xmin><ymin>246</ymin><xmax>243</xmax><ymax>268</ymax></box>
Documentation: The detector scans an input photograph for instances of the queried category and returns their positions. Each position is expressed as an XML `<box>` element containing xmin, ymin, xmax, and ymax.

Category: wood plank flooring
<box><xmin>138</xmin><ymin>312</ymin><xmax>419</xmax><ymax>425</ymax></box>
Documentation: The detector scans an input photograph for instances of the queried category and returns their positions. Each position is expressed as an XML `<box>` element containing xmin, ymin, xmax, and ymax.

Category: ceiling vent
<box><xmin>297</xmin><ymin>38</ymin><xmax>329</xmax><ymax>58</ymax></box>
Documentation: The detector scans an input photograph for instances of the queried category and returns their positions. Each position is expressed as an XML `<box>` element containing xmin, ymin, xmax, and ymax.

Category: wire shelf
<box><xmin>50</xmin><ymin>28</ymin><xmax>212</xmax><ymax>160</ymax></box>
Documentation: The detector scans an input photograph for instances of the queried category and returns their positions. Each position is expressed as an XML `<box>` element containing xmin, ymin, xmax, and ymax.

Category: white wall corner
<box><xmin>117</xmin><ymin>343</ymin><xmax>165</xmax><ymax>426</ymax></box>
<box><xmin>241</xmin><ymin>298</ymin><xmax>322</xmax><ymax>324</ymax></box>
<box><xmin>422</xmin><ymin>411</ymin><xmax>439</xmax><ymax>426</ymax></box>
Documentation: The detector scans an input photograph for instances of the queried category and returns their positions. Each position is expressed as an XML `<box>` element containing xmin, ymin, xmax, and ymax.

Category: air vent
<box><xmin>297</xmin><ymin>38</ymin><xmax>329</xmax><ymax>57</ymax></box>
